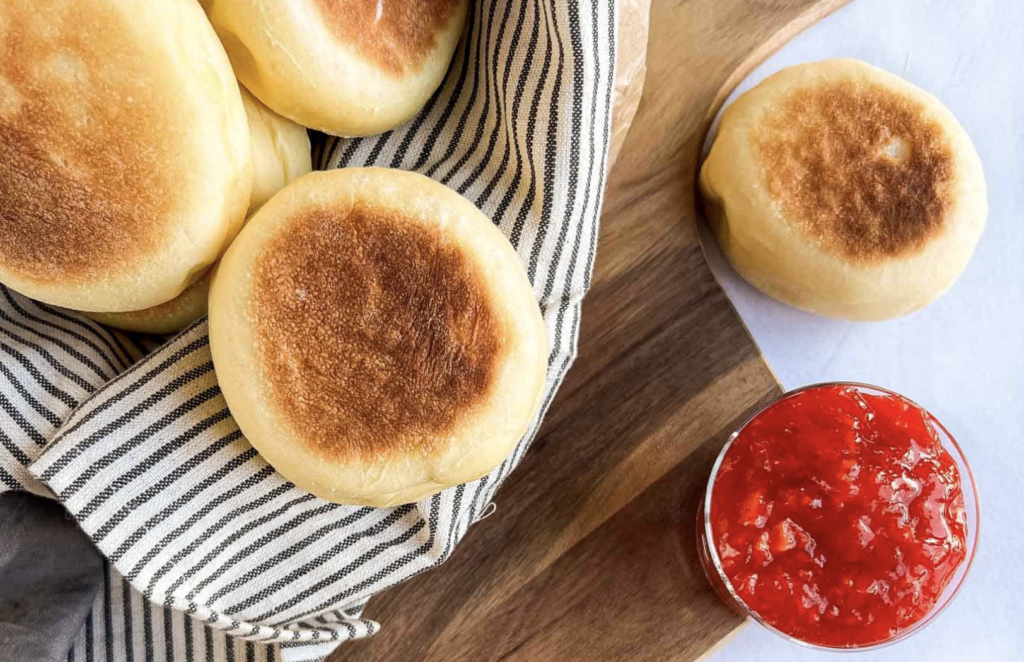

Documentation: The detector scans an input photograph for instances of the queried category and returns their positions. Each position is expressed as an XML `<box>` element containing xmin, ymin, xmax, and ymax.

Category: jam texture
<box><xmin>710</xmin><ymin>385</ymin><xmax>967</xmax><ymax>647</ymax></box>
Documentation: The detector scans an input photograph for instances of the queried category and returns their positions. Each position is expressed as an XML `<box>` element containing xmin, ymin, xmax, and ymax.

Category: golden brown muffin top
<box><xmin>312</xmin><ymin>0</ymin><xmax>463</xmax><ymax>76</ymax></box>
<box><xmin>754</xmin><ymin>78</ymin><xmax>956</xmax><ymax>263</ymax></box>
<box><xmin>251</xmin><ymin>202</ymin><xmax>507</xmax><ymax>461</ymax></box>
<box><xmin>0</xmin><ymin>2</ymin><xmax>185</xmax><ymax>284</ymax></box>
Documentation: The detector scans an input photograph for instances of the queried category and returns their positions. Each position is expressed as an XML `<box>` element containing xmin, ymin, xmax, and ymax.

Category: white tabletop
<box><xmin>699</xmin><ymin>0</ymin><xmax>1024</xmax><ymax>660</ymax></box>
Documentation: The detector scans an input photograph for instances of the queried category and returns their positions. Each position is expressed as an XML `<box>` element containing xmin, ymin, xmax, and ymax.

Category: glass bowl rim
<box><xmin>701</xmin><ymin>380</ymin><xmax>982</xmax><ymax>652</ymax></box>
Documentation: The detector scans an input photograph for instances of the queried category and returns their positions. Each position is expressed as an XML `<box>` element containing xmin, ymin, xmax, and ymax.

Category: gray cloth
<box><xmin>0</xmin><ymin>492</ymin><xmax>103</xmax><ymax>662</ymax></box>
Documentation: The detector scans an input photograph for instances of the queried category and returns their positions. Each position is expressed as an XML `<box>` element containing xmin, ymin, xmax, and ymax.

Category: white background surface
<box><xmin>700</xmin><ymin>0</ymin><xmax>1024</xmax><ymax>660</ymax></box>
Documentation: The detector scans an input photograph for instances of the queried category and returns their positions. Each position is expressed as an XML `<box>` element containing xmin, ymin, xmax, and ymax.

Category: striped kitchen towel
<box><xmin>1</xmin><ymin>0</ymin><xmax>618</xmax><ymax>660</ymax></box>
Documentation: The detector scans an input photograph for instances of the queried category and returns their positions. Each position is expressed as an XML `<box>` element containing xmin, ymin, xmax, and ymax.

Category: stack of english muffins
<box><xmin>1</xmin><ymin>0</ymin><xmax>547</xmax><ymax>507</ymax></box>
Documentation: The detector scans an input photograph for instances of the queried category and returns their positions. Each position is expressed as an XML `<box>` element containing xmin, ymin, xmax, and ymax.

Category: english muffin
<box><xmin>240</xmin><ymin>86</ymin><xmax>313</xmax><ymax>210</ymax></box>
<box><xmin>200</xmin><ymin>0</ymin><xmax>469</xmax><ymax>136</ymax></box>
<box><xmin>85</xmin><ymin>271</ymin><xmax>212</xmax><ymax>336</ymax></box>
<box><xmin>209</xmin><ymin>168</ymin><xmax>548</xmax><ymax>506</ymax></box>
<box><xmin>0</xmin><ymin>0</ymin><xmax>251</xmax><ymax>312</ymax></box>
<box><xmin>700</xmin><ymin>59</ymin><xmax>986</xmax><ymax>320</ymax></box>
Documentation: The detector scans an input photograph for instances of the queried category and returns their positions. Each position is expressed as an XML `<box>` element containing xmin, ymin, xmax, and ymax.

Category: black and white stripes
<box><xmin>62</xmin><ymin>563</ymin><xmax>325</xmax><ymax>662</ymax></box>
<box><xmin>0</xmin><ymin>288</ymin><xmax>147</xmax><ymax>496</ymax></box>
<box><xmin>3</xmin><ymin>1</ymin><xmax>617</xmax><ymax>660</ymax></box>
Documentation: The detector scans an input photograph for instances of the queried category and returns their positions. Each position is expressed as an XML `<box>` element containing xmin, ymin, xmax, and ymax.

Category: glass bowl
<box><xmin>696</xmin><ymin>382</ymin><xmax>980</xmax><ymax>651</ymax></box>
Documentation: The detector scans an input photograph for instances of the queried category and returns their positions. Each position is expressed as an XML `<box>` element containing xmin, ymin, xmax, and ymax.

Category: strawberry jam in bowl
<box><xmin>698</xmin><ymin>383</ymin><xmax>979</xmax><ymax>650</ymax></box>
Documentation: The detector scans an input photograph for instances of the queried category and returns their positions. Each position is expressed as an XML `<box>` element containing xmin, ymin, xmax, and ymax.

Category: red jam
<box><xmin>709</xmin><ymin>385</ymin><xmax>968</xmax><ymax>648</ymax></box>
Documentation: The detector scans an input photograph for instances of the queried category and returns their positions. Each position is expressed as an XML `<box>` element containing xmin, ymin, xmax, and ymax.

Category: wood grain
<box><xmin>329</xmin><ymin>0</ymin><xmax>851</xmax><ymax>659</ymax></box>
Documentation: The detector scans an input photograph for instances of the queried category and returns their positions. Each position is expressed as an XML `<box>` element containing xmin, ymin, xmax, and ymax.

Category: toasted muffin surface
<box><xmin>251</xmin><ymin>202</ymin><xmax>507</xmax><ymax>463</ymax></box>
<box><xmin>754</xmin><ymin>78</ymin><xmax>956</xmax><ymax>264</ymax></box>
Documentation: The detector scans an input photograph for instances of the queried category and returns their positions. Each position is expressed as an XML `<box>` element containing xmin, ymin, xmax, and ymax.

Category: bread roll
<box><xmin>700</xmin><ymin>59</ymin><xmax>986</xmax><ymax>321</ymax></box>
<box><xmin>209</xmin><ymin>168</ymin><xmax>547</xmax><ymax>506</ymax></box>
<box><xmin>84</xmin><ymin>85</ymin><xmax>311</xmax><ymax>334</ymax></box>
<box><xmin>86</xmin><ymin>271</ymin><xmax>212</xmax><ymax>336</ymax></box>
<box><xmin>241</xmin><ymin>86</ymin><xmax>313</xmax><ymax>210</ymax></box>
<box><xmin>0</xmin><ymin>0</ymin><xmax>252</xmax><ymax>312</ymax></box>
<box><xmin>201</xmin><ymin>0</ymin><xmax>469</xmax><ymax>136</ymax></box>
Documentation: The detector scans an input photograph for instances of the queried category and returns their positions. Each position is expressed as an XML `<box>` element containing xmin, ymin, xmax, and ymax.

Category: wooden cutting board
<box><xmin>330</xmin><ymin>0</ymin><xmax>851</xmax><ymax>660</ymax></box>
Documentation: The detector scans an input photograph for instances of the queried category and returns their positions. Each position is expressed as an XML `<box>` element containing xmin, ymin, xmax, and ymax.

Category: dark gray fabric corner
<box><xmin>0</xmin><ymin>492</ymin><xmax>102</xmax><ymax>662</ymax></box>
